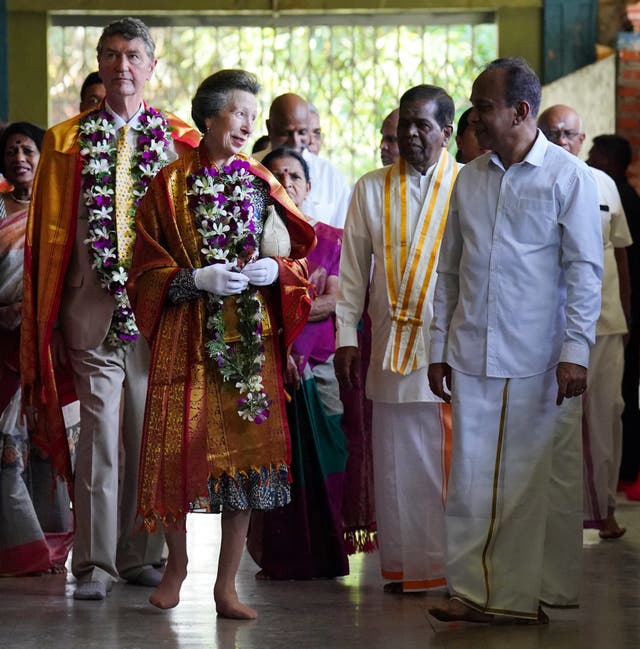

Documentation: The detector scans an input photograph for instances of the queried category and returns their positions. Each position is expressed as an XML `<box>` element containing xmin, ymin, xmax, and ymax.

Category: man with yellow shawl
<box><xmin>335</xmin><ymin>85</ymin><xmax>459</xmax><ymax>594</ymax></box>
<box><xmin>20</xmin><ymin>18</ymin><xmax>200</xmax><ymax>601</ymax></box>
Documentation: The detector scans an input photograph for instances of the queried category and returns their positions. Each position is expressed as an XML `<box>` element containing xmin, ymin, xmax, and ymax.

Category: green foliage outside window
<box><xmin>49</xmin><ymin>19</ymin><xmax>496</xmax><ymax>183</ymax></box>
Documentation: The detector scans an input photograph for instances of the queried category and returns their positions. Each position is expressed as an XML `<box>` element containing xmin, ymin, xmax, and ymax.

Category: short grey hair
<box><xmin>191</xmin><ymin>69</ymin><xmax>261</xmax><ymax>133</ymax></box>
<box><xmin>96</xmin><ymin>17</ymin><xmax>156</xmax><ymax>61</ymax></box>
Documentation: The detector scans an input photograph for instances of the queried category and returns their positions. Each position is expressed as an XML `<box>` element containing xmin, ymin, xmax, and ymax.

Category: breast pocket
<box><xmin>510</xmin><ymin>197</ymin><xmax>557</xmax><ymax>245</ymax></box>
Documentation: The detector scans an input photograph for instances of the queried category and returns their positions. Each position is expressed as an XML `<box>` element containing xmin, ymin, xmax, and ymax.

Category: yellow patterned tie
<box><xmin>115</xmin><ymin>124</ymin><xmax>136</xmax><ymax>267</ymax></box>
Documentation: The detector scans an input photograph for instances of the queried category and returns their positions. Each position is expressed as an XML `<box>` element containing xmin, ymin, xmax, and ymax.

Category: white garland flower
<box><xmin>79</xmin><ymin>105</ymin><xmax>173</xmax><ymax>349</ymax></box>
<box><xmin>111</xmin><ymin>267</ymin><xmax>129</xmax><ymax>285</ymax></box>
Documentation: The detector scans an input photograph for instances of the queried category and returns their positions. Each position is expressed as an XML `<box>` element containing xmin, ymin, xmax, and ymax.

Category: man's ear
<box><xmin>513</xmin><ymin>100</ymin><xmax>531</xmax><ymax>125</ymax></box>
<box><xmin>146</xmin><ymin>58</ymin><xmax>158</xmax><ymax>82</ymax></box>
<box><xmin>442</xmin><ymin>124</ymin><xmax>453</xmax><ymax>145</ymax></box>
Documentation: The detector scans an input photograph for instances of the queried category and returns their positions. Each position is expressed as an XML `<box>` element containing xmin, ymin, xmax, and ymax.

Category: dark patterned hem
<box><xmin>207</xmin><ymin>463</ymin><xmax>291</xmax><ymax>513</ymax></box>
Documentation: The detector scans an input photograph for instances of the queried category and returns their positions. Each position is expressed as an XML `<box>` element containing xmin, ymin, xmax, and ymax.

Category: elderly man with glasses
<box><xmin>539</xmin><ymin>104</ymin><xmax>631</xmax><ymax>542</ymax></box>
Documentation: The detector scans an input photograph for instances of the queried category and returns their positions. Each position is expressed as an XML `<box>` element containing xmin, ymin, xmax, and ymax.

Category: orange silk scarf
<box><xmin>20</xmin><ymin>108</ymin><xmax>199</xmax><ymax>488</ymax></box>
<box><xmin>128</xmin><ymin>146</ymin><xmax>315</xmax><ymax>527</ymax></box>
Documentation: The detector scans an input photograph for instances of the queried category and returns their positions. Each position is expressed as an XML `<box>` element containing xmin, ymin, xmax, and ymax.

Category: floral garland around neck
<box><xmin>187</xmin><ymin>157</ymin><xmax>272</xmax><ymax>424</ymax></box>
<box><xmin>79</xmin><ymin>106</ymin><xmax>173</xmax><ymax>349</ymax></box>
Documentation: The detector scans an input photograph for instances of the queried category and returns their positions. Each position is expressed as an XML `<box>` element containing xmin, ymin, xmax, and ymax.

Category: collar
<box><xmin>489</xmin><ymin>129</ymin><xmax>547</xmax><ymax>171</ymax></box>
<box><xmin>522</xmin><ymin>129</ymin><xmax>548</xmax><ymax>167</ymax></box>
<box><xmin>104</xmin><ymin>101</ymin><xmax>145</xmax><ymax>131</ymax></box>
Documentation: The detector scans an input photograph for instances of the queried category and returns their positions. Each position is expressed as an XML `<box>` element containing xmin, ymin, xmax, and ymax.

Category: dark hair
<box><xmin>454</xmin><ymin>108</ymin><xmax>473</xmax><ymax>163</ymax></box>
<box><xmin>252</xmin><ymin>134</ymin><xmax>271</xmax><ymax>154</ymax></box>
<box><xmin>80</xmin><ymin>71</ymin><xmax>103</xmax><ymax>102</ymax></box>
<box><xmin>0</xmin><ymin>121</ymin><xmax>45</xmax><ymax>175</ymax></box>
<box><xmin>591</xmin><ymin>135</ymin><xmax>632</xmax><ymax>170</ymax></box>
<box><xmin>484</xmin><ymin>57</ymin><xmax>541</xmax><ymax>117</ymax></box>
<box><xmin>456</xmin><ymin>107</ymin><xmax>473</xmax><ymax>137</ymax></box>
<box><xmin>399</xmin><ymin>85</ymin><xmax>454</xmax><ymax>130</ymax></box>
<box><xmin>262</xmin><ymin>146</ymin><xmax>310</xmax><ymax>182</ymax></box>
<box><xmin>96</xmin><ymin>17</ymin><xmax>155</xmax><ymax>61</ymax></box>
<box><xmin>191</xmin><ymin>69</ymin><xmax>260</xmax><ymax>134</ymax></box>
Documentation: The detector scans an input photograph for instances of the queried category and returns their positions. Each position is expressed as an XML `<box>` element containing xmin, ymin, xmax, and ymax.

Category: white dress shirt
<box><xmin>336</xmin><ymin>160</ymin><xmax>441</xmax><ymax>403</ymax></box>
<box><xmin>253</xmin><ymin>145</ymin><xmax>351</xmax><ymax>228</ymax></box>
<box><xmin>301</xmin><ymin>149</ymin><xmax>351</xmax><ymax>228</ymax></box>
<box><xmin>104</xmin><ymin>101</ymin><xmax>179</xmax><ymax>162</ymax></box>
<box><xmin>429</xmin><ymin>130</ymin><xmax>603</xmax><ymax>377</ymax></box>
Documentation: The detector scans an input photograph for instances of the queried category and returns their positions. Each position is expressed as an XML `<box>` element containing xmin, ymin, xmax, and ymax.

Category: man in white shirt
<box><xmin>428</xmin><ymin>58</ymin><xmax>603</xmax><ymax>624</ymax></box>
<box><xmin>539</xmin><ymin>105</ymin><xmax>631</xmax><ymax>541</ymax></box>
<box><xmin>254</xmin><ymin>93</ymin><xmax>351</xmax><ymax>227</ymax></box>
<box><xmin>335</xmin><ymin>84</ymin><xmax>460</xmax><ymax>594</ymax></box>
<box><xmin>308</xmin><ymin>102</ymin><xmax>323</xmax><ymax>155</ymax></box>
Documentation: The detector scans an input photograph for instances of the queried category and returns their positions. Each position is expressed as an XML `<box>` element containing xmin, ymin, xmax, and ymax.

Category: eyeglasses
<box><xmin>544</xmin><ymin>129</ymin><xmax>582</xmax><ymax>141</ymax></box>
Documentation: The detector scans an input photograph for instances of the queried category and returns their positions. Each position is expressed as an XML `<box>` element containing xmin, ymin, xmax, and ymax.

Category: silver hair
<box><xmin>96</xmin><ymin>17</ymin><xmax>156</xmax><ymax>61</ymax></box>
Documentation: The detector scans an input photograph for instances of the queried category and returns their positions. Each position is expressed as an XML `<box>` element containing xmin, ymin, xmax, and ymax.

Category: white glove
<box><xmin>193</xmin><ymin>263</ymin><xmax>249</xmax><ymax>296</ymax></box>
<box><xmin>241</xmin><ymin>258</ymin><xmax>279</xmax><ymax>286</ymax></box>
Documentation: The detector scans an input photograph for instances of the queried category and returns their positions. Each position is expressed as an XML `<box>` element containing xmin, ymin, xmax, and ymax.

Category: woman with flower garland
<box><xmin>127</xmin><ymin>70</ymin><xmax>315</xmax><ymax>618</ymax></box>
<box><xmin>246</xmin><ymin>147</ymin><xmax>349</xmax><ymax>580</ymax></box>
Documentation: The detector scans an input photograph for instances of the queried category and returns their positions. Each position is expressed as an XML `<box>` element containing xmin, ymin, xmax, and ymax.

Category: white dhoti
<box><xmin>446</xmin><ymin>368</ymin><xmax>583</xmax><ymax>619</ymax></box>
<box><xmin>371</xmin><ymin>401</ymin><xmax>450</xmax><ymax>591</ymax></box>
<box><xmin>583</xmin><ymin>334</ymin><xmax>625</xmax><ymax>526</ymax></box>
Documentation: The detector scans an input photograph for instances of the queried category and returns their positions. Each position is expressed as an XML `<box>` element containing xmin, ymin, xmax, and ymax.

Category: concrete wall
<box><xmin>540</xmin><ymin>53</ymin><xmax>616</xmax><ymax>159</ymax></box>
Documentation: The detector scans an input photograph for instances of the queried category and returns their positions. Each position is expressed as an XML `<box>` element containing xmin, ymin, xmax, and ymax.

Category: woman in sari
<box><xmin>127</xmin><ymin>70</ymin><xmax>315</xmax><ymax>618</ymax></box>
<box><xmin>0</xmin><ymin>122</ymin><xmax>75</xmax><ymax>575</ymax></box>
<box><xmin>246</xmin><ymin>147</ymin><xmax>349</xmax><ymax>579</ymax></box>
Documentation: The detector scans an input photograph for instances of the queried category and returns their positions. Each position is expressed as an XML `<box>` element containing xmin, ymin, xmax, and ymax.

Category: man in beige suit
<box><xmin>21</xmin><ymin>17</ymin><xmax>199</xmax><ymax>600</ymax></box>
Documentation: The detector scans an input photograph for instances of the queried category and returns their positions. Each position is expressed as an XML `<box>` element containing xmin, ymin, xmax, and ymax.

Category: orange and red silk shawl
<box><xmin>20</xmin><ymin>107</ymin><xmax>200</xmax><ymax>489</ymax></box>
<box><xmin>127</xmin><ymin>146</ymin><xmax>316</xmax><ymax>527</ymax></box>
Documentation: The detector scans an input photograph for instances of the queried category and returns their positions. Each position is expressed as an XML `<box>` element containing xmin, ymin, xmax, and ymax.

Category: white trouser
<box><xmin>446</xmin><ymin>368</ymin><xmax>582</xmax><ymax>618</ymax></box>
<box><xmin>583</xmin><ymin>334</ymin><xmax>625</xmax><ymax>525</ymax></box>
<box><xmin>372</xmin><ymin>401</ymin><xmax>448</xmax><ymax>591</ymax></box>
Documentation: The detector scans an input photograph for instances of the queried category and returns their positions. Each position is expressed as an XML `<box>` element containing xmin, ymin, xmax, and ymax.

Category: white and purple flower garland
<box><xmin>78</xmin><ymin>106</ymin><xmax>173</xmax><ymax>348</ymax></box>
<box><xmin>187</xmin><ymin>158</ymin><xmax>271</xmax><ymax>424</ymax></box>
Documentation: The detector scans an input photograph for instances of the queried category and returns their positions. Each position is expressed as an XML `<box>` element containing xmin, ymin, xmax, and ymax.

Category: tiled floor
<box><xmin>2</xmin><ymin>497</ymin><xmax>639</xmax><ymax>649</ymax></box>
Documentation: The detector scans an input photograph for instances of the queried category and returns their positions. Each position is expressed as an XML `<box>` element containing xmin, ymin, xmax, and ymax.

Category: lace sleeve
<box><xmin>167</xmin><ymin>269</ymin><xmax>204</xmax><ymax>304</ymax></box>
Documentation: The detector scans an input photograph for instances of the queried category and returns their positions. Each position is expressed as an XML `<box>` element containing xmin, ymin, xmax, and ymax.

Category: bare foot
<box><xmin>429</xmin><ymin>598</ymin><xmax>494</xmax><ymax>623</ymax></box>
<box><xmin>430</xmin><ymin>599</ymin><xmax>548</xmax><ymax>625</ymax></box>
<box><xmin>599</xmin><ymin>514</ymin><xmax>626</xmax><ymax>540</ymax></box>
<box><xmin>255</xmin><ymin>570</ymin><xmax>271</xmax><ymax>581</ymax></box>
<box><xmin>494</xmin><ymin>606</ymin><xmax>549</xmax><ymax>625</ymax></box>
<box><xmin>50</xmin><ymin>564</ymin><xmax>67</xmax><ymax>575</ymax></box>
<box><xmin>214</xmin><ymin>586</ymin><xmax>257</xmax><ymax>619</ymax></box>
<box><xmin>149</xmin><ymin>564</ymin><xmax>187</xmax><ymax>610</ymax></box>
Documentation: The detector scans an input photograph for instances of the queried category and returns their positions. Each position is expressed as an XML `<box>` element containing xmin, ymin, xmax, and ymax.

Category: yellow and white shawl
<box><xmin>381</xmin><ymin>150</ymin><xmax>458</xmax><ymax>375</ymax></box>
